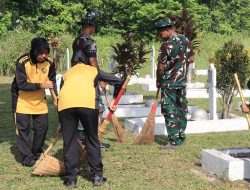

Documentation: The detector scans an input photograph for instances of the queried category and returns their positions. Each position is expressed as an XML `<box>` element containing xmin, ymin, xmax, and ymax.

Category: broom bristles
<box><xmin>133</xmin><ymin>103</ymin><xmax>156</xmax><ymax>145</ymax></box>
<box><xmin>111</xmin><ymin>114</ymin><xmax>125</xmax><ymax>143</ymax></box>
<box><xmin>103</xmin><ymin>90</ymin><xmax>125</xmax><ymax>143</ymax></box>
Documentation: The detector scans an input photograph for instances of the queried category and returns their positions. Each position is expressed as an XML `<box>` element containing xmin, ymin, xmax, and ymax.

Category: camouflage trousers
<box><xmin>161</xmin><ymin>88</ymin><xmax>188</xmax><ymax>145</ymax></box>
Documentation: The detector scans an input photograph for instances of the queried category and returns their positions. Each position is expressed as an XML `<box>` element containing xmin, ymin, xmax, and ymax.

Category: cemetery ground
<box><xmin>1</xmin><ymin>77</ymin><xmax>250</xmax><ymax>190</ymax></box>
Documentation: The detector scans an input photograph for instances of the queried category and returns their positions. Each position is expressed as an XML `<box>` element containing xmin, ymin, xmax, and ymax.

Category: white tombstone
<box><xmin>66</xmin><ymin>48</ymin><xmax>70</xmax><ymax>70</ymax></box>
<box><xmin>108</xmin><ymin>49</ymin><xmax>117</xmax><ymax>72</ymax></box>
<box><xmin>152</xmin><ymin>45</ymin><xmax>156</xmax><ymax>79</ymax></box>
<box><xmin>208</xmin><ymin>63</ymin><xmax>218</xmax><ymax>120</ymax></box>
<box><xmin>187</xmin><ymin>62</ymin><xmax>195</xmax><ymax>83</ymax></box>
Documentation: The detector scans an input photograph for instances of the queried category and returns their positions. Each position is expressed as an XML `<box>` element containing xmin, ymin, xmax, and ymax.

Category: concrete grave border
<box><xmin>202</xmin><ymin>148</ymin><xmax>250</xmax><ymax>181</ymax></box>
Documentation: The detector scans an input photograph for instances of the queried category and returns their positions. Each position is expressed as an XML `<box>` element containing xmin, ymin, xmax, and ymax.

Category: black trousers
<box><xmin>14</xmin><ymin>113</ymin><xmax>48</xmax><ymax>165</ymax></box>
<box><xmin>59</xmin><ymin>108</ymin><xmax>103</xmax><ymax>181</ymax></box>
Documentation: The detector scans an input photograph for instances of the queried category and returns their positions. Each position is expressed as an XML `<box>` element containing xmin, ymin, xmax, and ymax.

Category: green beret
<box><xmin>154</xmin><ymin>18</ymin><xmax>174</xmax><ymax>29</ymax></box>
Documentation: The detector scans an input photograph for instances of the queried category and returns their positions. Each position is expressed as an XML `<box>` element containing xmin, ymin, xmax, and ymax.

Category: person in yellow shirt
<box><xmin>58</xmin><ymin>63</ymin><xmax>122</xmax><ymax>187</ymax></box>
<box><xmin>11</xmin><ymin>37</ymin><xmax>56</xmax><ymax>167</ymax></box>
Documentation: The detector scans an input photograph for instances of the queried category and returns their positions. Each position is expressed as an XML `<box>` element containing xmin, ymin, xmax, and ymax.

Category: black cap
<box><xmin>77</xmin><ymin>11</ymin><xmax>97</xmax><ymax>26</ymax></box>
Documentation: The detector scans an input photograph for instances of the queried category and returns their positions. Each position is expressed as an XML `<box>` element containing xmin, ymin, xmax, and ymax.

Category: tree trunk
<box><xmin>223</xmin><ymin>101</ymin><xmax>232</xmax><ymax>119</ymax></box>
<box><xmin>222</xmin><ymin>86</ymin><xmax>235</xmax><ymax>119</ymax></box>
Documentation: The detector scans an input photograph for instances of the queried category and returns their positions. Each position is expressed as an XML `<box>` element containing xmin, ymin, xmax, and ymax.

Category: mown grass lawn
<box><xmin>1</xmin><ymin>77</ymin><xmax>250</xmax><ymax>190</ymax></box>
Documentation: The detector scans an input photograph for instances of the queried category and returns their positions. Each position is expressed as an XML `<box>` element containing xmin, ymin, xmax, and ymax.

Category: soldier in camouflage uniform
<box><xmin>155</xmin><ymin>18</ymin><xmax>191</xmax><ymax>149</ymax></box>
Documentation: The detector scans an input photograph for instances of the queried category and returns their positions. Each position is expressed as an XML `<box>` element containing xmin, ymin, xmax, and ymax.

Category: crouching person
<box><xmin>11</xmin><ymin>37</ymin><xmax>56</xmax><ymax>167</ymax></box>
<box><xmin>58</xmin><ymin>63</ymin><xmax>122</xmax><ymax>187</ymax></box>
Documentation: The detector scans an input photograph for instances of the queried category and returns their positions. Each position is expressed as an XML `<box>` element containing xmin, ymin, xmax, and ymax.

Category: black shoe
<box><xmin>64</xmin><ymin>180</ymin><xmax>77</xmax><ymax>188</ymax></box>
<box><xmin>100</xmin><ymin>143</ymin><xmax>110</xmax><ymax>149</ymax></box>
<box><xmin>93</xmin><ymin>175</ymin><xmax>107</xmax><ymax>186</ymax></box>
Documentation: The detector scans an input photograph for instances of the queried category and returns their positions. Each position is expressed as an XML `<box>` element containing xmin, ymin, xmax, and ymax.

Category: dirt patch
<box><xmin>190</xmin><ymin>168</ymin><xmax>217</xmax><ymax>182</ymax></box>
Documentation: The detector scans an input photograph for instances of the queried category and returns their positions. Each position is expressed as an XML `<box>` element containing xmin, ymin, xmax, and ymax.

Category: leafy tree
<box><xmin>37</xmin><ymin>0</ymin><xmax>85</xmax><ymax>36</ymax></box>
<box><xmin>0</xmin><ymin>29</ymin><xmax>35</xmax><ymax>76</ymax></box>
<box><xmin>0</xmin><ymin>11</ymin><xmax>12</xmax><ymax>37</ymax></box>
<box><xmin>0</xmin><ymin>0</ymin><xmax>250</xmax><ymax>41</ymax></box>
<box><xmin>212</xmin><ymin>40</ymin><xmax>250</xmax><ymax>119</ymax></box>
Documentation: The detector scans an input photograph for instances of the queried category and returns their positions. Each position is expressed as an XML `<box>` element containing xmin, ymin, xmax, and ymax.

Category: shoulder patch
<box><xmin>18</xmin><ymin>54</ymin><xmax>29</xmax><ymax>64</ymax></box>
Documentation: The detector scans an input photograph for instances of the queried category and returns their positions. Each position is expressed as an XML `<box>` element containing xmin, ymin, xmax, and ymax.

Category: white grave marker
<box><xmin>152</xmin><ymin>45</ymin><xmax>156</xmax><ymax>79</ymax></box>
<box><xmin>208</xmin><ymin>63</ymin><xmax>218</xmax><ymax>120</ymax></box>
<box><xmin>66</xmin><ymin>48</ymin><xmax>70</xmax><ymax>70</ymax></box>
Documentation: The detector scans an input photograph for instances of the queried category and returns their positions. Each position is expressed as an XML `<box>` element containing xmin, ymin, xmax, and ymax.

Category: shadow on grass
<box><xmin>154</xmin><ymin>135</ymin><xmax>169</xmax><ymax>145</ymax></box>
<box><xmin>103</xmin><ymin>137</ymin><xmax>118</xmax><ymax>142</ymax></box>
<box><xmin>79</xmin><ymin>162</ymin><xmax>93</xmax><ymax>182</ymax></box>
<box><xmin>194</xmin><ymin>162</ymin><xmax>202</xmax><ymax>167</ymax></box>
<box><xmin>10</xmin><ymin>143</ymin><xmax>22</xmax><ymax>163</ymax></box>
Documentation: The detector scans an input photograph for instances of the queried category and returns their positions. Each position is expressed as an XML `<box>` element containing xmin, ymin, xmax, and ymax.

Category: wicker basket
<box><xmin>32</xmin><ymin>131</ymin><xmax>87</xmax><ymax>176</ymax></box>
<box><xmin>32</xmin><ymin>132</ymin><xmax>65</xmax><ymax>176</ymax></box>
<box><xmin>32</xmin><ymin>155</ymin><xmax>65</xmax><ymax>176</ymax></box>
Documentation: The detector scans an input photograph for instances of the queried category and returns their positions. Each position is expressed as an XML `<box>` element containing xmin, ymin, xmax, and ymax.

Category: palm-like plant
<box><xmin>167</xmin><ymin>9</ymin><xmax>200</xmax><ymax>57</ymax></box>
<box><xmin>48</xmin><ymin>35</ymin><xmax>61</xmax><ymax>70</ymax></box>
<box><xmin>111</xmin><ymin>32</ymin><xmax>149</xmax><ymax>81</ymax></box>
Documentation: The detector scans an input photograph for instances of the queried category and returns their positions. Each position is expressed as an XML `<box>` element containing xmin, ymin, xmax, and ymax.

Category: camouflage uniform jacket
<box><xmin>71</xmin><ymin>34</ymin><xmax>97</xmax><ymax>67</ymax></box>
<box><xmin>158</xmin><ymin>34</ymin><xmax>191</xmax><ymax>89</ymax></box>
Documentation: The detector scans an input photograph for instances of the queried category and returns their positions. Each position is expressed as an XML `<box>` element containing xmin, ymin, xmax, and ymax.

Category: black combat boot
<box><xmin>93</xmin><ymin>175</ymin><xmax>107</xmax><ymax>186</ymax></box>
<box><xmin>63</xmin><ymin>178</ymin><xmax>77</xmax><ymax>188</ymax></box>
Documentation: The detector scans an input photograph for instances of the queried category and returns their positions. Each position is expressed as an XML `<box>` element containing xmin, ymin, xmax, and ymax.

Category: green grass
<box><xmin>1</xmin><ymin>77</ymin><xmax>250</xmax><ymax>189</ymax></box>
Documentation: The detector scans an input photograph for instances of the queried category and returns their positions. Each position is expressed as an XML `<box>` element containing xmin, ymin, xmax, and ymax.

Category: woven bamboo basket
<box><xmin>32</xmin><ymin>130</ymin><xmax>87</xmax><ymax>176</ymax></box>
<box><xmin>32</xmin><ymin>155</ymin><xmax>65</xmax><ymax>176</ymax></box>
<box><xmin>32</xmin><ymin>132</ymin><xmax>66</xmax><ymax>176</ymax></box>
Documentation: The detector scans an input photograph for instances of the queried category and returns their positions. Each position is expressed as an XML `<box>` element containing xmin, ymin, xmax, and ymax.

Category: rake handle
<box><xmin>104</xmin><ymin>89</ymin><xmax>111</xmax><ymax>105</ymax></box>
<box><xmin>234</xmin><ymin>73</ymin><xmax>246</xmax><ymax>103</ymax></box>
<box><xmin>49</xmin><ymin>88</ymin><xmax>58</xmax><ymax>105</ymax></box>
<box><xmin>234</xmin><ymin>73</ymin><xmax>250</xmax><ymax>128</ymax></box>
<box><xmin>43</xmin><ymin>133</ymin><xmax>61</xmax><ymax>155</ymax></box>
<box><xmin>156</xmin><ymin>88</ymin><xmax>160</xmax><ymax>101</ymax></box>
<box><xmin>33</xmin><ymin>132</ymin><xmax>61</xmax><ymax>169</ymax></box>
<box><xmin>46</xmin><ymin>77</ymin><xmax>58</xmax><ymax>105</ymax></box>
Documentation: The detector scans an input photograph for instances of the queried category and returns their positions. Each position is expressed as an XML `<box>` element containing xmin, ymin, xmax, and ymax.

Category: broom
<box><xmin>234</xmin><ymin>73</ymin><xmax>250</xmax><ymax>128</ymax></box>
<box><xmin>98</xmin><ymin>75</ymin><xmax>131</xmax><ymax>142</ymax></box>
<box><xmin>104</xmin><ymin>89</ymin><xmax>125</xmax><ymax>143</ymax></box>
<box><xmin>133</xmin><ymin>89</ymin><xmax>160</xmax><ymax>145</ymax></box>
